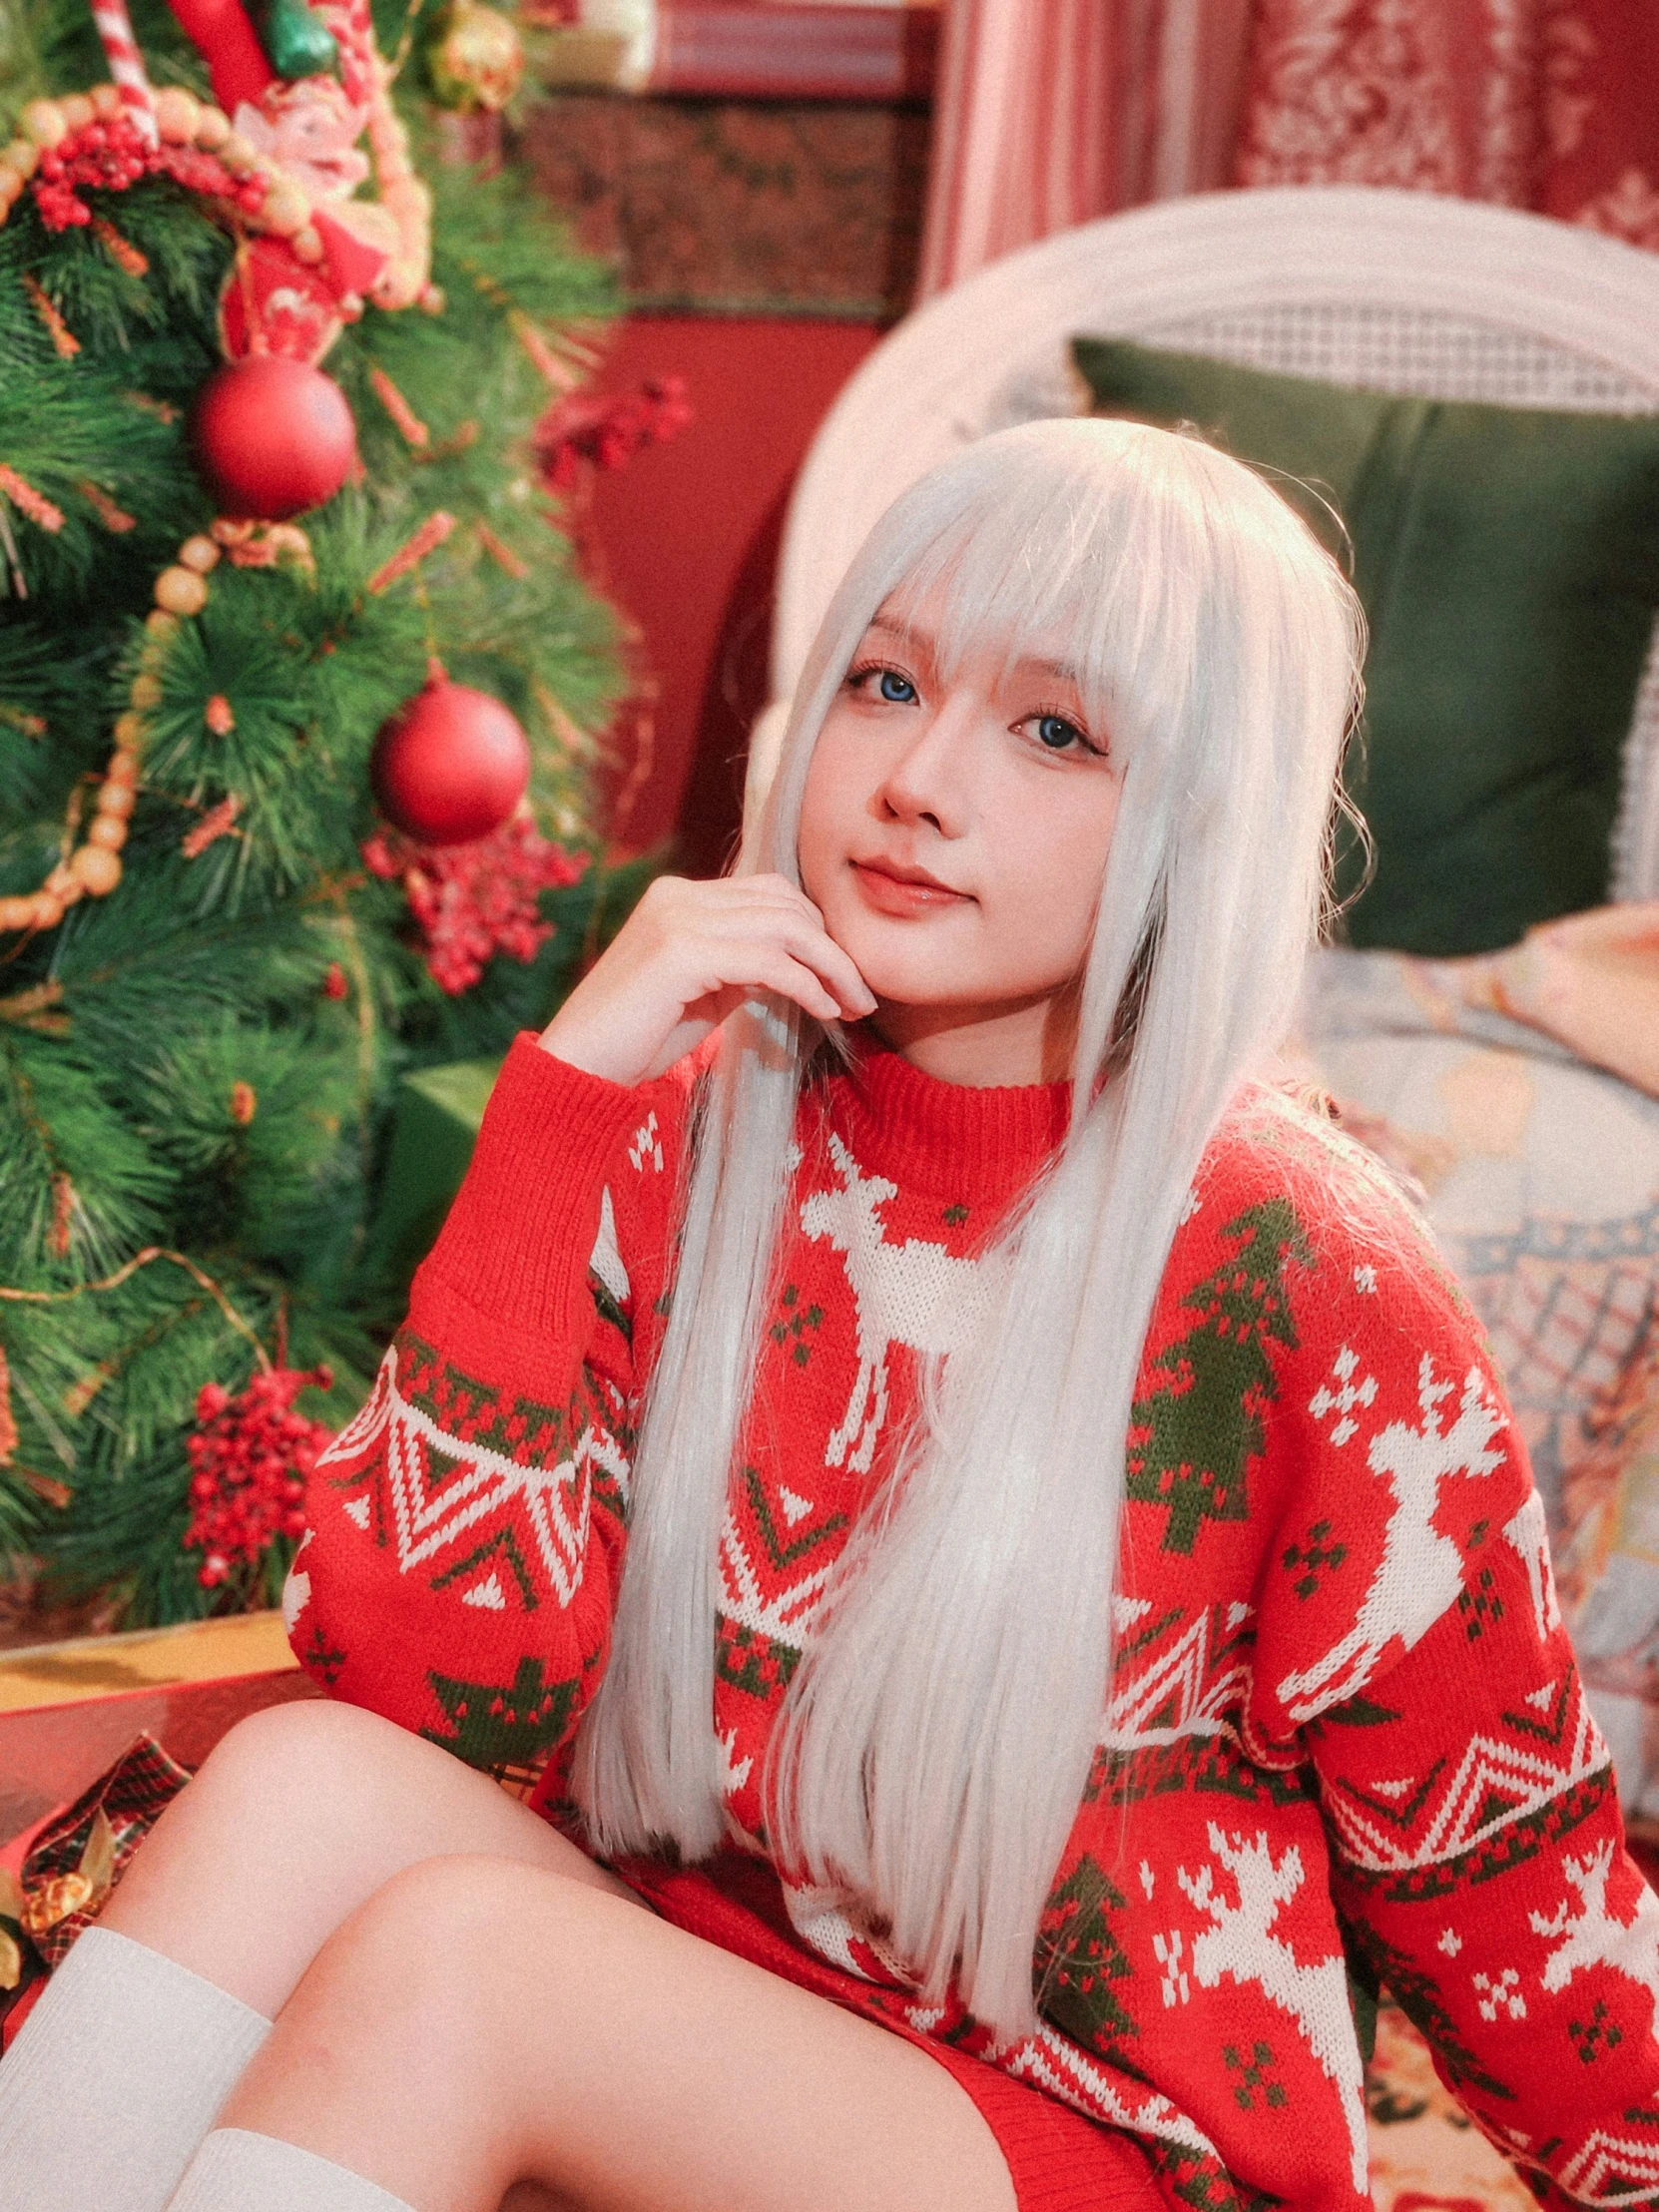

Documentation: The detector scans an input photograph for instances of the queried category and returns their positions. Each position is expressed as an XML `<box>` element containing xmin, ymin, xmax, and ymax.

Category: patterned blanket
<box><xmin>1300</xmin><ymin>947</ymin><xmax>1659</xmax><ymax>1835</ymax></box>
<box><xmin>1367</xmin><ymin>2002</ymin><xmax>1537</xmax><ymax>2212</ymax></box>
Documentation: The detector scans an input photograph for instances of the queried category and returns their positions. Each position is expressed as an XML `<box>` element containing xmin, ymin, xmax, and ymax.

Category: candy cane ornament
<box><xmin>90</xmin><ymin>0</ymin><xmax>159</xmax><ymax>146</ymax></box>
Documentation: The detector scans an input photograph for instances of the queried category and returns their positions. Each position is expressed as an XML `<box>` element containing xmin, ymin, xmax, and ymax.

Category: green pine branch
<box><xmin>0</xmin><ymin>71</ymin><xmax>647</xmax><ymax>1622</ymax></box>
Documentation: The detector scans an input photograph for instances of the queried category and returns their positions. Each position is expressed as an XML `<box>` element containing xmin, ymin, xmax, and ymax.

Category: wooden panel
<box><xmin>0</xmin><ymin>1609</ymin><xmax>297</xmax><ymax>1714</ymax></box>
<box><xmin>523</xmin><ymin>92</ymin><xmax>929</xmax><ymax>317</ymax></box>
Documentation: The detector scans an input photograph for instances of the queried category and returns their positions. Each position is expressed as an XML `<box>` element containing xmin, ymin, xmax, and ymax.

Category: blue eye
<box><xmin>1035</xmin><ymin>714</ymin><xmax>1081</xmax><ymax>750</ymax></box>
<box><xmin>877</xmin><ymin>670</ymin><xmax>917</xmax><ymax>704</ymax></box>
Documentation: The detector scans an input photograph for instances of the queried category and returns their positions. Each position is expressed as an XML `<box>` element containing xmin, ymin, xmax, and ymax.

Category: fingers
<box><xmin>655</xmin><ymin>875</ymin><xmax>874</xmax><ymax>1019</ymax></box>
<box><xmin>758</xmin><ymin>917</ymin><xmax>874</xmax><ymax>1019</ymax></box>
<box><xmin>699</xmin><ymin>946</ymin><xmax>854</xmax><ymax>1027</ymax></box>
<box><xmin>541</xmin><ymin>873</ymin><xmax>876</xmax><ymax>1089</ymax></box>
<box><xmin>722</xmin><ymin>877</ymin><xmax>877</xmax><ymax>1016</ymax></box>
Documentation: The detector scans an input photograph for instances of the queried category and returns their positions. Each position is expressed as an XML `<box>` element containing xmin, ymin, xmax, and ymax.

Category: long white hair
<box><xmin>573</xmin><ymin>415</ymin><xmax>1365</xmax><ymax>2041</ymax></box>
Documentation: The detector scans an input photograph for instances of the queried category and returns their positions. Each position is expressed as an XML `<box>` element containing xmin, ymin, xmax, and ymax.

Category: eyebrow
<box><xmin>862</xmin><ymin>617</ymin><xmax>1084</xmax><ymax>689</ymax></box>
<box><xmin>864</xmin><ymin>616</ymin><xmax>924</xmax><ymax>649</ymax></box>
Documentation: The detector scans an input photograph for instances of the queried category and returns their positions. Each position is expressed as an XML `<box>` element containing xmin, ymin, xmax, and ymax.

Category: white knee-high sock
<box><xmin>167</xmin><ymin>2130</ymin><xmax>416</xmax><ymax>2210</ymax></box>
<box><xmin>0</xmin><ymin>1927</ymin><xmax>272</xmax><ymax>2212</ymax></box>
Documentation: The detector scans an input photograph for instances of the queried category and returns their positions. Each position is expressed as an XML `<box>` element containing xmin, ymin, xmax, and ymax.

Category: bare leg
<box><xmin>220</xmin><ymin>1852</ymin><xmax>1020</xmax><ymax>2212</ymax></box>
<box><xmin>102</xmin><ymin>1700</ymin><xmax>643</xmax><ymax>2020</ymax></box>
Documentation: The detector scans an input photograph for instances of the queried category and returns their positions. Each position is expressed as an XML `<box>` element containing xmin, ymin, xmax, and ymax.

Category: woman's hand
<box><xmin>539</xmin><ymin>873</ymin><xmax>877</xmax><ymax>1087</ymax></box>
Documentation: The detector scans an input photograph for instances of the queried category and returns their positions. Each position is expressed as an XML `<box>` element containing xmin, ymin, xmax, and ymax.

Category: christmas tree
<box><xmin>1034</xmin><ymin>1853</ymin><xmax>1141</xmax><ymax>2064</ymax></box>
<box><xmin>1126</xmin><ymin>1200</ymin><xmax>1314</xmax><ymax>1555</ymax></box>
<box><xmin>0</xmin><ymin>0</ymin><xmax>643</xmax><ymax>1629</ymax></box>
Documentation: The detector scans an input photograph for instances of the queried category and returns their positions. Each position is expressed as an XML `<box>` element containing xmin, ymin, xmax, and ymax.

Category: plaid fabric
<box><xmin>18</xmin><ymin>1734</ymin><xmax>192</xmax><ymax>1970</ymax></box>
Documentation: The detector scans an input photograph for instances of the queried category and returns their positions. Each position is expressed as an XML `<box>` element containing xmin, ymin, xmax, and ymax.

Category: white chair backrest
<box><xmin>753</xmin><ymin>185</ymin><xmax>1659</xmax><ymax>899</ymax></box>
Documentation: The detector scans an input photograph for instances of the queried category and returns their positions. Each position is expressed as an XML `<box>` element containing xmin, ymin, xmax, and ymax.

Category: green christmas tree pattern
<box><xmin>1034</xmin><ymin>1854</ymin><xmax>1141</xmax><ymax>2061</ymax></box>
<box><xmin>422</xmin><ymin>1655</ymin><xmax>579</xmax><ymax>1772</ymax></box>
<box><xmin>1127</xmin><ymin>1199</ymin><xmax>1315</xmax><ymax>1554</ymax></box>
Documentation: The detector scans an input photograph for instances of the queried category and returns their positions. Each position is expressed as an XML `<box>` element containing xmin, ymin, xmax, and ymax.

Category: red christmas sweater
<box><xmin>288</xmin><ymin>1030</ymin><xmax>1659</xmax><ymax>2212</ymax></box>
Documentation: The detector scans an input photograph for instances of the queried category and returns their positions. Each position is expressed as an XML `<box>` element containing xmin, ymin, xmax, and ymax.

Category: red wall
<box><xmin>580</xmin><ymin>314</ymin><xmax>881</xmax><ymax>877</ymax></box>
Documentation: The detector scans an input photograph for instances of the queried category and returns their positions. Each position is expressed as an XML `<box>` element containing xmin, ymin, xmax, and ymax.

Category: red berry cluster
<box><xmin>31</xmin><ymin>117</ymin><xmax>253</xmax><ymax>232</ymax></box>
<box><xmin>533</xmin><ymin>376</ymin><xmax>693</xmax><ymax>493</ymax></box>
<box><xmin>362</xmin><ymin>817</ymin><xmax>588</xmax><ymax>994</ymax></box>
<box><xmin>185</xmin><ymin>1363</ymin><xmax>334</xmax><ymax>1588</ymax></box>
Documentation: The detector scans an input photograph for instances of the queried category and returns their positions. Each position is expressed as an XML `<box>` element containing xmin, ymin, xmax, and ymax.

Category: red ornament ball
<box><xmin>191</xmin><ymin>355</ymin><xmax>357</xmax><ymax>521</ymax></box>
<box><xmin>371</xmin><ymin>677</ymin><xmax>531</xmax><ymax>846</ymax></box>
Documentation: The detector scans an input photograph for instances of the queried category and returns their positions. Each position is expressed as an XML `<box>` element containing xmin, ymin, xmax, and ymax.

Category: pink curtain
<box><xmin>1236</xmin><ymin>0</ymin><xmax>1659</xmax><ymax>251</ymax></box>
<box><xmin>916</xmin><ymin>0</ymin><xmax>1255</xmax><ymax>297</ymax></box>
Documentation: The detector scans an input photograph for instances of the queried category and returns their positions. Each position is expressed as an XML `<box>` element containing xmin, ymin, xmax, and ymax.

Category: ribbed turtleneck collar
<box><xmin>823</xmin><ymin>1026</ymin><xmax>1073</xmax><ymax>1198</ymax></box>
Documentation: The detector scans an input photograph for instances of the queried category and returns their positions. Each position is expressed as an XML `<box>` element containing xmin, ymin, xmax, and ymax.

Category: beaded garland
<box><xmin>0</xmin><ymin>70</ymin><xmax>429</xmax><ymax>306</ymax></box>
<box><xmin>0</xmin><ymin>515</ymin><xmax>314</xmax><ymax>936</ymax></box>
<box><xmin>10</xmin><ymin>84</ymin><xmax>308</xmax><ymax>269</ymax></box>
<box><xmin>0</xmin><ymin>8</ymin><xmax>436</xmax><ymax>939</ymax></box>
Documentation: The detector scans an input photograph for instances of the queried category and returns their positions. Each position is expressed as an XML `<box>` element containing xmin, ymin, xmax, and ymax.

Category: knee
<box><xmin>324</xmin><ymin>1854</ymin><xmax>613</xmax><ymax>2028</ymax></box>
<box><xmin>293</xmin><ymin>1856</ymin><xmax>549</xmax><ymax>2081</ymax></box>
<box><xmin>192</xmin><ymin>1697</ymin><xmax>413</xmax><ymax>1839</ymax></box>
<box><xmin>343</xmin><ymin>1852</ymin><xmax>566</xmax><ymax>1973</ymax></box>
<box><xmin>255</xmin><ymin>1861</ymin><xmax>618</xmax><ymax>2194</ymax></box>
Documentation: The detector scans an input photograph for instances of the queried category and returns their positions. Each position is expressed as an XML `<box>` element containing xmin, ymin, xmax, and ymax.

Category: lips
<box><xmin>849</xmin><ymin>857</ymin><xmax>972</xmax><ymax>914</ymax></box>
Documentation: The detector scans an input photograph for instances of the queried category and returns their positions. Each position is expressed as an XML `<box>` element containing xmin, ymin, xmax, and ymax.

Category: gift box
<box><xmin>0</xmin><ymin>1611</ymin><xmax>320</xmax><ymax>2041</ymax></box>
<box><xmin>18</xmin><ymin>1732</ymin><xmax>192</xmax><ymax>1966</ymax></box>
<box><xmin>370</xmin><ymin>1056</ymin><xmax>502</xmax><ymax>1288</ymax></box>
<box><xmin>1</xmin><ymin>1732</ymin><xmax>194</xmax><ymax>2042</ymax></box>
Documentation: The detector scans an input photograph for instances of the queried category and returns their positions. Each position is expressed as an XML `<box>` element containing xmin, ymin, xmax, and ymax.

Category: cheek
<box><xmin>797</xmin><ymin>718</ymin><xmax>859</xmax><ymax>901</ymax></box>
<box><xmin>998</xmin><ymin>785</ymin><xmax>1119</xmax><ymax>954</ymax></box>
<box><xmin>796</xmin><ymin>776</ymin><xmax>832</xmax><ymax>908</ymax></box>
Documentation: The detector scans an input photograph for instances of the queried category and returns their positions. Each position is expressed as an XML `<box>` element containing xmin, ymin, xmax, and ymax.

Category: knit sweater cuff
<box><xmin>408</xmin><ymin>1031</ymin><xmax>649</xmax><ymax>1372</ymax></box>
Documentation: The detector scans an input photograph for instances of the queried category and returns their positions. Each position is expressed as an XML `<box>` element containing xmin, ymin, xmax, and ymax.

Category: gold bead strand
<box><xmin>0</xmin><ymin>531</ymin><xmax>223</xmax><ymax>935</ymax></box>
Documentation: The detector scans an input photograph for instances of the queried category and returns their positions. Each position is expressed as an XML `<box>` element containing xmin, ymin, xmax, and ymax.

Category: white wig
<box><xmin>573</xmin><ymin>415</ymin><xmax>1365</xmax><ymax>2040</ymax></box>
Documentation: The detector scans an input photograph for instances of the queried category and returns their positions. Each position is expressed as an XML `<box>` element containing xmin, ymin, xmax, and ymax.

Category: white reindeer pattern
<box><xmin>1530</xmin><ymin>1842</ymin><xmax>1659</xmax><ymax>2030</ymax></box>
<box><xmin>1503</xmin><ymin>1486</ymin><xmax>1562</xmax><ymax>1643</ymax></box>
<box><xmin>1177</xmin><ymin>1825</ymin><xmax>1370</xmax><ymax>2195</ymax></box>
<box><xmin>800</xmin><ymin>1132</ymin><xmax>998</xmax><ymax>1472</ymax></box>
<box><xmin>1277</xmin><ymin>1355</ymin><xmax>1506</xmax><ymax>1723</ymax></box>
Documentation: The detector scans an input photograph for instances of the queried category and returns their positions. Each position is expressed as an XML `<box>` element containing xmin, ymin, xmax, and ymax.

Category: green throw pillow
<box><xmin>1071</xmin><ymin>335</ymin><xmax>1659</xmax><ymax>955</ymax></box>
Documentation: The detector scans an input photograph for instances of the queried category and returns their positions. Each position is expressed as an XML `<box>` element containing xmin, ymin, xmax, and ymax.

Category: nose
<box><xmin>873</xmin><ymin>689</ymin><xmax>975</xmax><ymax>837</ymax></box>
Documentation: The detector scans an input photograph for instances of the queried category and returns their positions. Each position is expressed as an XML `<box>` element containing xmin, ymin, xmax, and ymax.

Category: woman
<box><xmin>3</xmin><ymin>417</ymin><xmax>1650</xmax><ymax>2212</ymax></box>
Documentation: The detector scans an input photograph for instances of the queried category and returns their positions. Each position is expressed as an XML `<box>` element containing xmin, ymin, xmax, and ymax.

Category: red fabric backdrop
<box><xmin>1237</xmin><ymin>0</ymin><xmax>1659</xmax><ymax>249</ymax></box>
<box><xmin>918</xmin><ymin>0</ymin><xmax>1255</xmax><ymax>296</ymax></box>
<box><xmin>582</xmin><ymin>314</ymin><xmax>880</xmax><ymax>874</ymax></box>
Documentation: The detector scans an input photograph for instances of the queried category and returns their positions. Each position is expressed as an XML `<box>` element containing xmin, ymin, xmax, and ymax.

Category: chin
<box><xmin>856</xmin><ymin>965</ymin><xmax>988</xmax><ymax>1014</ymax></box>
<box><xmin>827</xmin><ymin>887</ymin><xmax>1012</xmax><ymax>1004</ymax></box>
<box><xmin>830</xmin><ymin>928</ymin><xmax>944</xmax><ymax>997</ymax></box>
